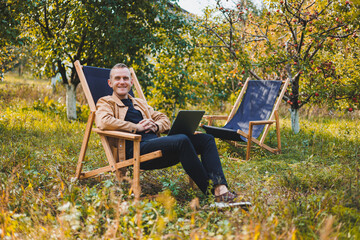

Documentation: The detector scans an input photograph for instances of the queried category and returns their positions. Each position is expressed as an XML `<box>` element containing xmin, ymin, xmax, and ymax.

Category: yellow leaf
<box><xmin>292</xmin><ymin>229</ymin><xmax>297</xmax><ymax>240</ymax></box>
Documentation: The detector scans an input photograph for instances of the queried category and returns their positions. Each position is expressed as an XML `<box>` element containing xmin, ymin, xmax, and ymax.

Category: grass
<box><xmin>1</xmin><ymin>72</ymin><xmax>359</xmax><ymax>239</ymax></box>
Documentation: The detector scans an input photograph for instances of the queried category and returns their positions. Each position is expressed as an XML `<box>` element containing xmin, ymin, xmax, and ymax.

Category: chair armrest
<box><xmin>203</xmin><ymin>115</ymin><xmax>228</xmax><ymax>126</ymax></box>
<box><xmin>203</xmin><ymin>115</ymin><xmax>228</xmax><ymax>120</ymax></box>
<box><xmin>93</xmin><ymin>128</ymin><xmax>142</xmax><ymax>141</ymax></box>
<box><xmin>249</xmin><ymin>120</ymin><xmax>276</xmax><ymax>126</ymax></box>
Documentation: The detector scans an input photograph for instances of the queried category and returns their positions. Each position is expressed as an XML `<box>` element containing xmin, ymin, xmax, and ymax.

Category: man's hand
<box><xmin>136</xmin><ymin>119</ymin><xmax>158</xmax><ymax>133</ymax></box>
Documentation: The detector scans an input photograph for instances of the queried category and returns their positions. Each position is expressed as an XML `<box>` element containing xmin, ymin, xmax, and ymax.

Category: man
<box><xmin>95</xmin><ymin>63</ymin><xmax>250</xmax><ymax>207</ymax></box>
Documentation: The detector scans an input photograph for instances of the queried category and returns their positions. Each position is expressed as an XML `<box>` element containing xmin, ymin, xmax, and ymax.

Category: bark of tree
<box><xmin>66</xmin><ymin>83</ymin><xmax>77</xmax><ymax>120</ymax></box>
<box><xmin>290</xmin><ymin>108</ymin><xmax>300</xmax><ymax>134</ymax></box>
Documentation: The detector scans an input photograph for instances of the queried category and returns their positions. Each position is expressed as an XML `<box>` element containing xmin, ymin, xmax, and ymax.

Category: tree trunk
<box><xmin>289</xmin><ymin>108</ymin><xmax>300</xmax><ymax>134</ymax></box>
<box><xmin>18</xmin><ymin>62</ymin><xmax>23</xmax><ymax>76</ymax></box>
<box><xmin>66</xmin><ymin>84</ymin><xmax>77</xmax><ymax>120</ymax></box>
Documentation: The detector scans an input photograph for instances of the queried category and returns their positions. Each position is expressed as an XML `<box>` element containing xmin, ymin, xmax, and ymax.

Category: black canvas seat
<box><xmin>202</xmin><ymin>79</ymin><xmax>289</xmax><ymax>160</ymax></box>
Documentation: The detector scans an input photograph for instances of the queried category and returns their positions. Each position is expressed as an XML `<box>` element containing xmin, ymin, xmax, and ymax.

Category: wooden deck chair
<box><xmin>202</xmin><ymin>78</ymin><xmax>290</xmax><ymax>161</ymax></box>
<box><xmin>74</xmin><ymin>60</ymin><xmax>162</xmax><ymax>200</ymax></box>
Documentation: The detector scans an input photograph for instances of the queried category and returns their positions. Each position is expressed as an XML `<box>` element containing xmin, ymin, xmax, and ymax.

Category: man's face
<box><xmin>108</xmin><ymin>67</ymin><xmax>133</xmax><ymax>99</ymax></box>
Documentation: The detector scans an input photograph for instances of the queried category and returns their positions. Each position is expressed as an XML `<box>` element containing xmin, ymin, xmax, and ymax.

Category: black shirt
<box><xmin>121</xmin><ymin>99</ymin><xmax>157</xmax><ymax>154</ymax></box>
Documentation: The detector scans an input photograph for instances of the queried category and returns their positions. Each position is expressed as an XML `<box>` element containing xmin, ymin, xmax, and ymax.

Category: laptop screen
<box><xmin>168</xmin><ymin>110</ymin><xmax>205</xmax><ymax>136</ymax></box>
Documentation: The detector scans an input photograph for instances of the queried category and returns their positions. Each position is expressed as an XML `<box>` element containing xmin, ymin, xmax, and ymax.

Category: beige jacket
<box><xmin>95</xmin><ymin>93</ymin><xmax>171</xmax><ymax>134</ymax></box>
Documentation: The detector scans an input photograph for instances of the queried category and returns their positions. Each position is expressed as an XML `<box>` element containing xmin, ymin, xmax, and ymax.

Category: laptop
<box><xmin>168</xmin><ymin>110</ymin><xmax>205</xmax><ymax>136</ymax></box>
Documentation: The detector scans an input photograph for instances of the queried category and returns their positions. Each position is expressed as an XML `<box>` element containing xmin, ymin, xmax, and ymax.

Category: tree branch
<box><xmin>75</xmin><ymin>30</ymin><xmax>87</xmax><ymax>61</ymax></box>
<box><xmin>249</xmin><ymin>70</ymin><xmax>262</xmax><ymax>80</ymax></box>
<box><xmin>200</xmin><ymin>45</ymin><xmax>228</xmax><ymax>48</ymax></box>
<box><xmin>43</xmin><ymin>3</ymin><xmax>53</xmax><ymax>38</ymax></box>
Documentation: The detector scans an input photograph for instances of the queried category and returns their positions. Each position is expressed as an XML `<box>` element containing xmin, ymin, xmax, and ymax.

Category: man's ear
<box><xmin>108</xmin><ymin>79</ymin><xmax>113</xmax><ymax>88</ymax></box>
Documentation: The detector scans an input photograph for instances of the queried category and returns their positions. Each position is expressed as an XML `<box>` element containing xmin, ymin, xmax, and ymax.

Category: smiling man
<box><xmin>95</xmin><ymin>63</ymin><xmax>251</xmax><ymax>208</ymax></box>
<box><xmin>108</xmin><ymin>65</ymin><xmax>132</xmax><ymax>99</ymax></box>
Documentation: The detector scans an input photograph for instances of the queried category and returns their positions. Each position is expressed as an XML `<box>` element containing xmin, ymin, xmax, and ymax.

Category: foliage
<box><xmin>1</xmin><ymin>69</ymin><xmax>360</xmax><ymax>239</ymax></box>
<box><xmin>190</xmin><ymin>1</ymin><xmax>259</xmax><ymax>105</ymax></box>
<box><xmin>9</xmin><ymin>0</ymin><xmax>196</xmax><ymax>119</ymax></box>
<box><xmin>197</xmin><ymin>0</ymin><xmax>360</xmax><ymax>115</ymax></box>
<box><xmin>142</xmin><ymin>3</ymin><xmax>198</xmax><ymax>116</ymax></box>
<box><xmin>262</xmin><ymin>0</ymin><xmax>360</xmax><ymax>112</ymax></box>
<box><xmin>18</xmin><ymin>0</ymin><xmax>189</xmax><ymax>85</ymax></box>
<box><xmin>31</xmin><ymin>96</ymin><xmax>90</xmax><ymax>122</ymax></box>
<box><xmin>0</xmin><ymin>0</ymin><xmax>26</xmax><ymax>48</ymax></box>
<box><xmin>0</xmin><ymin>0</ymin><xmax>27</xmax><ymax>75</ymax></box>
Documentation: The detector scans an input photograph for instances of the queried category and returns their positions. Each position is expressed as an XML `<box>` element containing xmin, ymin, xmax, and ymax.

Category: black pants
<box><xmin>127</xmin><ymin>133</ymin><xmax>228</xmax><ymax>194</ymax></box>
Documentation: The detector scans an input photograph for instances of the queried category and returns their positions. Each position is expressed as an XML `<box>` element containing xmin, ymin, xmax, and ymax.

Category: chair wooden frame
<box><xmin>204</xmin><ymin>78</ymin><xmax>290</xmax><ymax>161</ymax></box>
<box><xmin>74</xmin><ymin>60</ymin><xmax>162</xmax><ymax>200</ymax></box>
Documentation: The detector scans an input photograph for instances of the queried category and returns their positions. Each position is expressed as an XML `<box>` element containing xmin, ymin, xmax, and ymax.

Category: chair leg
<box><xmin>133</xmin><ymin>141</ymin><xmax>141</xmax><ymax>201</ymax></box>
<box><xmin>246</xmin><ymin>123</ymin><xmax>254</xmax><ymax>161</ymax></box>
<box><xmin>99</xmin><ymin>135</ymin><xmax>122</xmax><ymax>182</ymax></box>
<box><xmin>111</xmin><ymin>146</ymin><xmax>126</xmax><ymax>181</ymax></box>
<box><xmin>275</xmin><ymin>110</ymin><xmax>281</xmax><ymax>154</ymax></box>
<box><xmin>111</xmin><ymin>147</ymin><xmax>125</xmax><ymax>182</ymax></box>
<box><xmin>75</xmin><ymin>112</ymin><xmax>95</xmax><ymax>179</ymax></box>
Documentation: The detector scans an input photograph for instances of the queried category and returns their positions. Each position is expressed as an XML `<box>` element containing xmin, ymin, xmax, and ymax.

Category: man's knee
<box><xmin>174</xmin><ymin>134</ymin><xmax>192</xmax><ymax>145</ymax></box>
<box><xmin>198</xmin><ymin>133</ymin><xmax>216</xmax><ymax>144</ymax></box>
<box><xmin>162</xmin><ymin>134</ymin><xmax>192</xmax><ymax>151</ymax></box>
<box><xmin>192</xmin><ymin>133</ymin><xmax>217</xmax><ymax>152</ymax></box>
<box><xmin>203</xmin><ymin>133</ymin><xmax>215</xmax><ymax>141</ymax></box>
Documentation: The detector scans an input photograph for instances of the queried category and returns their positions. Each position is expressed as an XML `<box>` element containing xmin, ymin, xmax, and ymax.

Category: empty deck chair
<box><xmin>202</xmin><ymin>78</ymin><xmax>290</xmax><ymax>161</ymax></box>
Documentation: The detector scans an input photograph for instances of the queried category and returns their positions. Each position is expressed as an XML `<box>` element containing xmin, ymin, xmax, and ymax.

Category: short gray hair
<box><xmin>109</xmin><ymin>63</ymin><xmax>130</xmax><ymax>79</ymax></box>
